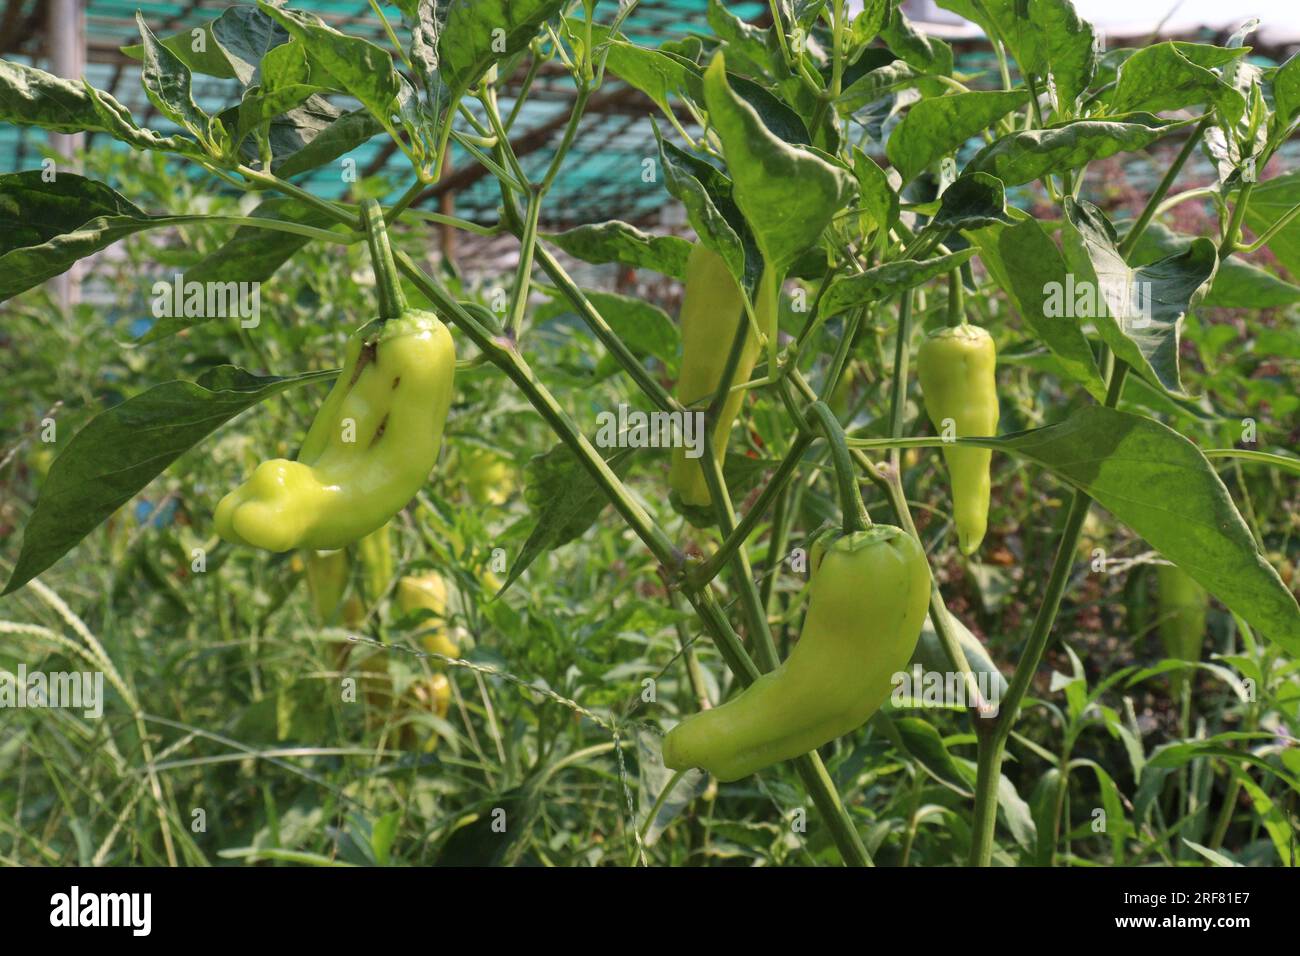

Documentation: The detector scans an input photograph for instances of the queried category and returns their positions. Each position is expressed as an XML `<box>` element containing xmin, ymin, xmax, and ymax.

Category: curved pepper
<box><xmin>663</xmin><ymin>525</ymin><xmax>931</xmax><ymax>781</ymax></box>
<box><xmin>668</xmin><ymin>245</ymin><xmax>774</xmax><ymax>508</ymax></box>
<box><xmin>215</xmin><ymin>201</ymin><xmax>455</xmax><ymax>552</ymax></box>
<box><xmin>916</xmin><ymin>323</ymin><xmax>998</xmax><ymax>555</ymax></box>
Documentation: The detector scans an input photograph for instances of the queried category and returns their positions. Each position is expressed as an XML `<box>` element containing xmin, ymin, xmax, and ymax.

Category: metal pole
<box><xmin>47</xmin><ymin>0</ymin><xmax>85</xmax><ymax>309</ymax></box>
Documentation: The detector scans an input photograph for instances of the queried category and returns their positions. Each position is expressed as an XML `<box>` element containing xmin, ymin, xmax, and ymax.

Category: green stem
<box><xmin>1219</xmin><ymin>181</ymin><xmax>1256</xmax><ymax>258</ymax></box>
<box><xmin>531</xmin><ymin>240</ymin><xmax>678</xmax><ymax>413</ymax></box>
<box><xmin>397</xmin><ymin>208</ymin><xmax>503</xmax><ymax>237</ymax></box>
<box><xmin>636</xmin><ymin>770</ymin><xmax>686</xmax><ymax>851</ymax></box>
<box><xmin>1118</xmin><ymin>116</ymin><xmax>1210</xmax><ymax>259</ymax></box>
<box><xmin>236</xmin><ymin>165</ymin><xmax>354</xmax><ymax>224</ymax></box>
<box><xmin>506</xmin><ymin>188</ymin><xmax>542</xmax><ymax>338</ymax></box>
<box><xmin>967</xmin><ymin>364</ymin><xmax>1130</xmax><ymax>865</ymax></box>
<box><xmin>393</xmin><ymin>249</ymin><xmax>677</xmax><ymax>567</ymax></box>
<box><xmin>809</xmin><ymin>402</ymin><xmax>868</xmax><ymax>533</ymax></box>
<box><xmin>689</xmin><ymin>430</ymin><xmax>816</xmax><ymax>588</ymax></box>
<box><xmin>385</xmin><ymin>177</ymin><xmax>427</xmax><ymax>222</ymax></box>
<box><xmin>361</xmin><ymin>200</ymin><xmax>407</xmax><ymax>319</ymax></box>
<box><xmin>194</xmin><ymin>215</ymin><xmax>359</xmax><ymax>245</ymax></box>
<box><xmin>1236</xmin><ymin>197</ymin><xmax>1300</xmax><ymax>253</ymax></box>
<box><xmin>541</xmin><ymin>86</ymin><xmax>592</xmax><ymax>194</ymax></box>
<box><xmin>946</xmin><ymin>269</ymin><xmax>965</xmax><ymax>328</ymax></box>
<box><xmin>888</xmin><ymin>291</ymin><xmax>914</xmax><ymax>469</ymax></box>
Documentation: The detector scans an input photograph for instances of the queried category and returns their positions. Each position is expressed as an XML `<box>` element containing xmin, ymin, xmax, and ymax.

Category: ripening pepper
<box><xmin>402</xmin><ymin>673</ymin><xmax>453</xmax><ymax>753</ymax></box>
<box><xmin>916</xmin><ymin>323</ymin><xmax>999</xmax><ymax>555</ymax></box>
<box><xmin>668</xmin><ymin>245</ymin><xmax>774</xmax><ymax>508</ymax></box>
<box><xmin>397</xmin><ymin>571</ymin><xmax>461</xmax><ymax>660</ymax></box>
<box><xmin>1156</xmin><ymin>563</ymin><xmax>1208</xmax><ymax>694</ymax></box>
<box><xmin>662</xmin><ymin>525</ymin><xmax>931</xmax><ymax>781</ymax></box>
<box><xmin>356</xmin><ymin>522</ymin><xmax>394</xmax><ymax>605</ymax></box>
<box><xmin>215</xmin><ymin>201</ymin><xmax>454</xmax><ymax>552</ymax></box>
<box><xmin>462</xmin><ymin>449</ymin><xmax>516</xmax><ymax>506</ymax></box>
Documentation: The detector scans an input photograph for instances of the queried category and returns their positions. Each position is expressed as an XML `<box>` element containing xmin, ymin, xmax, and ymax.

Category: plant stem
<box><xmin>809</xmin><ymin>402</ymin><xmax>868</xmax><ymax>533</ymax></box>
<box><xmin>888</xmin><ymin>290</ymin><xmax>914</xmax><ymax>470</ymax></box>
<box><xmin>1119</xmin><ymin>116</ymin><xmax>1210</xmax><ymax>259</ymax></box>
<box><xmin>946</xmin><ymin>269</ymin><xmax>965</xmax><ymax>327</ymax></box>
<box><xmin>360</xmin><ymin>200</ymin><xmax>407</xmax><ymax>319</ymax></box>
<box><xmin>1219</xmin><ymin>181</ymin><xmax>1256</xmax><ymax>257</ymax></box>
<box><xmin>506</xmin><ymin>188</ymin><xmax>542</xmax><ymax>338</ymax></box>
<box><xmin>530</xmin><ymin>240</ymin><xmax>678</xmax><ymax>413</ymax></box>
<box><xmin>393</xmin><ymin>249</ymin><xmax>677</xmax><ymax>567</ymax></box>
<box><xmin>967</xmin><ymin>363</ymin><xmax>1129</xmax><ymax>864</ymax></box>
<box><xmin>689</xmin><ymin>430</ymin><xmax>815</xmax><ymax>587</ymax></box>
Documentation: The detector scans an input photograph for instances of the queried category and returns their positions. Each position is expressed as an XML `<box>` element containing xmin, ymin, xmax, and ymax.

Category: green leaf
<box><xmin>80</xmin><ymin>80</ymin><xmax>203</xmax><ymax>156</ymax></box>
<box><xmin>122</xmin><ymin>6</ymin><xmax>294</xmax><ymax>84</ymax></box>
<box><xmin>1229</xmin><ymin>766</ymin><xmax>1295</xmax><ymax>866</ymax></box>
<box><xmin>136</xmin><ymin>12</ymin><xmax>224</xmax><ymax>152</ymax></box>
<box><xmin>1062</xmin><ymin>198</ymin><xmax>1217</xmax><ymax>396</ymax></box>
<box><xmin>502</xmin><ymin>444</ymin><xmax>638</xmax><ymax>595</ymax></box>
<box><xmin>966</xmin><ymin>114</ymin><xmax>1183</xmax><ymax>186</ymax></box>
<box><xmin>2</xmin><ymin>367</ymin><xmax>335</xmax><ymax>595</ymax></box>
<box><xmin>1077</xmin><ymin>759</ymin><xmax>1128</xmax><ymax>863</ymax></box>
<box><xmin>996</xmin><ymin>218</ymin><xmax>1106</xmax><ymax>399</ymax></box>
<box><xmin>702</xmin><ymin>52</ymin><xmax>856</xmax><ymax>274</ymax></box>
<box><xmin>1172</xmin><ymin>42</ymin><xmax>1250</xmax><ymax>71</ymax></box>
<box><xmin>229</xmin><ymin>55</ymin><xmax>327</xmax><ymax>152</ymax></box>
<box><xmin>706</xmin><ymin>0</ymin><xmax>781</xmax><ymax>79</ymax></box>
<box><xmin>538</xmin><ymin>286</ymin><xmax>676</xmax><ymax>371</ymax></box>
<box><xmin>1274</xmin><ymin>50</ymin><xmax>1300</xmax><ymax>126</ymax></box>
<box><xmin>1128</xmin><ymin>221</ymin><xmax>1300</xmax><ymax>308</ymax></box>
<box><xmin>837</xmin><ymin>56</ymin><xmax>923</xmax><ymax>114</ymax></box>
<box><xmin>595</xmin><ymin>29</ymin><xmax>700</xmax><ymax>119</ymax></box>
<box><xmin>1243</xmin><ymin>169</ymin><xmax>1300</xmax><ymax>279</ymax></box>
<box><xmin>554</xmin><ymin>289</ymin><xmax>678</xmax><ymax>371</ymax></box>
<box><xmin>439</xmin><ymin>0</ymin><xmax>566</xmax><ymax>93</ymax></box>
<box><xmin>848</xmin><ymin>0</ymin><xmax>890</xmax><ymax>48</ymax></box>
<box><xmin>257</xmin><ymin>1</ymin><xmax>404</xmax><ymax>142</ymax></box>
<box><xmin>0</xmin><ymin>171</ymin><xmax>143</xmax><ymax>252</ymax></box>
<box><xmin>141</xmin><ymin>197</ymin><xmax>350</xmax><ymax>343</ymax></box>
<box><xmin>1110</xmin><ymin>41</ymin><xmax>1244</xmax><ymax>129</ymax></box>
<box><xmin>1149</xmin><ymin>734</ymin><xmax>1300</xmax><ymax>797</ymax></box>
<box><xmin>980</xmin><ymin>407</ymin><xmax>1300</xmax><ymax>654</ymax></box>
<box><xmin>0</xmin><ymin>61</ymin><xmax>153</xmax><ymax>141</ymax></box>
<box><xmin>937</xmin><ymin>0</ymin><xmax>1097</xmax><ymax>109</ymax></box>
<box><xmin>273</xmin><ymin>106</ymin><xmax>385</xmax><ymax>178</ymax></box>
<box><xmin>888</xmin><ymin>91</ymin><xmax>1028</xmax><ymax>183</ymax></box>
<box><xmin>820</xmin><ymin>248</ymin><xmax>976</xmax><ymax>318</ymax></box>
<box><xmin>121</xmin><ymin>19</ymin><xmax>241</xmax><ymax>81</ymax></box>
<box><xmin>654</xmin><ymin>127</ymin><xmax>757</xmax><ymax>292</ymax></box>
<box><xmin>0</xmin><ymin>172</ymin><xmax>204</xmax><ymax>302</ymax></box>
<box><xmin>880</xmin><ymin>4</ymin><xmax>953</xmax><ymax>84</ymax></box>
<box><xmin>932</xmin><ymin>172</ymin><xmax>1012</xmax><ymax>233</ymax></box>
<box><xmin>910</xmin><ymin>609</ymin><xmax>1008</xmax><ymax>700</ymax></box>
<box><xmin>892</xmin><ymin>717</ymin><xmax>974</xmax><ymax>791</ymax></box>
<box><xmin>543</xmin><ymin>221</ymin><xmax>692</xmax><ymax>278</ymax></box>
<box><xmin>850</xmin><ymin>147</ymin><xmax>898</xmax><ymax>250</ymax></box>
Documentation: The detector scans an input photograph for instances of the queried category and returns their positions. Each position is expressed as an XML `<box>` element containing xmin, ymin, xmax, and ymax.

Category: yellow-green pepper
<box><xmin>663</xmin><ymin>525</ymin><xmax>931</xmax><ymax>781</ymax></box>
<box><xmin>668</xmin><ymin>244</ymin><xmax>773</xmax><ymax>508</ymax></box>
<box><xmin>397</xmin><ymin>571</ymin><xmax>461</xmax><ymax>660</ymax></box>
<box><xmin>215</xmin><ymin>201</ymin><xmax>455</xmax><ymax>552</ymax></box>
<box><xmin>916</xmin><ymin>323</ymin><xmax>998</xmax><ymax>555</ymax></box>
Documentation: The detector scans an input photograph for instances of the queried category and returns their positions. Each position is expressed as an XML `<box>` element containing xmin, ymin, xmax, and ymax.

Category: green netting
<box><xmin>1</xmin><ymin>0</ymin><xmax>763</xmax><ymax>225</ymax></box>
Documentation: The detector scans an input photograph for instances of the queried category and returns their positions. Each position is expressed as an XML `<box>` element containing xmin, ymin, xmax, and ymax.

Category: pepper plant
<box><xmin>1</xmin><ymin>0</ymin><xmax>1298</xmax><ymax>867</ymax></box>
